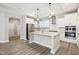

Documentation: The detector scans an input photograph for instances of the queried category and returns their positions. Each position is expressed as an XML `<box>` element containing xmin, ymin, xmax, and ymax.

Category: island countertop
<box><xmin>30</xmin><ymin>31</ymin><xmax>59</xmax><ymax>36</ymax></box>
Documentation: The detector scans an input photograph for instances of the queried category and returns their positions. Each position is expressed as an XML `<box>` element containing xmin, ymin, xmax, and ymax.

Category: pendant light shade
<box><xmin>49</xmin><ymin>3</ymin><xmax>52</xmax><ymax>18</ymax></box>
<box><xmin>36</xmin><ymin>8</ymin><xmax>39</xmax><ymax>21</ymax></box>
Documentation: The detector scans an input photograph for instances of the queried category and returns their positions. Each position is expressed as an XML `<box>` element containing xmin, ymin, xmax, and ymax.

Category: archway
<box><xmin>9</xmin><ymin>17</ymin><xmax>20</xmax><ymax>41</ymax></box>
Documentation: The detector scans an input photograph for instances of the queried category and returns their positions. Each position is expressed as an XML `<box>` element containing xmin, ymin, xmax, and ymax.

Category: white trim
<box><xmin>51</xmin><ymin>45</ymin><xmax>60</xmax><ymax>54</ymax></box>
<box><xmin>0</xmin><ymin>40</ymin><xmax>9</xmax><ymax>43</ymax></box>
<box><xmin>9</xmin><ymin>35</ymin><xmax>20</xmax><ymax>37</ymax></box>
<box><xmin>20</xmin><ymin>38</ymin><xmax>27</xmax><ymax>40</ymax></box>
<box><xmin>20</xmin><ymin>38</ymin><xmax>24</xmax><ymax>40</ymax></box>
<box><xmin>61</xmin><ymin>38</ymin><xmax>77</xmax><ymax>44</ymax></box>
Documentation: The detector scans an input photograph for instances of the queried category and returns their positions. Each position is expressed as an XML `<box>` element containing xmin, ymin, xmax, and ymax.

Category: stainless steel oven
<box><xmin>65</xmin><ymin>26</ymin><xmax>76</xmax><ymax>39</ymax></box>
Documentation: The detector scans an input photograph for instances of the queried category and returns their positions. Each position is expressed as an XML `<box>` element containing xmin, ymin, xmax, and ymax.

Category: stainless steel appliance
<box><xmin>65</xmin><ymin>26</ymin><xmax>76</xmax><ymax>39</ymax></box>
<box><xmin>26</xmin><ymin>23</ymin><xmax>34</xmax><ymax>40</ymax></box>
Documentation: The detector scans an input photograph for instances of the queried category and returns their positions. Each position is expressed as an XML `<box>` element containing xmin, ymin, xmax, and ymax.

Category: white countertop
<box><xmin>31</xmin><ymin>31</ymin><xmax>59</xmax><ymax>36</ymax></box>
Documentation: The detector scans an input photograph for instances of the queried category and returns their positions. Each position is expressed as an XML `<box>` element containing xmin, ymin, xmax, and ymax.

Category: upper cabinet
<box><xmin>57</xmin><ymin>12</ymin><xmax>77</xmax><ymax>27</ymax></box>
<box><xmin>64</xmin><ymin>13</ymin><xmax>77</xmax><ymax>26</ymax></box>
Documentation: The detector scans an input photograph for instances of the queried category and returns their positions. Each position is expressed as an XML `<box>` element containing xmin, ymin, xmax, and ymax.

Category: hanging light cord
<box><xmin>49</xmin><ymin>3</ymin><xmax>52</xmax><ymax>18</ymax></box>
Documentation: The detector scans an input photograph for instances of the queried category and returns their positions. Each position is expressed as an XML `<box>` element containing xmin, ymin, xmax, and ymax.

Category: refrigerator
<box><xmin>26</xmin><ymin>23</ymin><xmax>34</xmax><ymax>40</ymax></box>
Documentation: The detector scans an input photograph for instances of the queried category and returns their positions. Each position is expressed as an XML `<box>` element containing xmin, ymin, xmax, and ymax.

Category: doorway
<box><xmin>9</xmin><ymin>17</ymin><xmax>20</xmax><ymax>41</ymax></box>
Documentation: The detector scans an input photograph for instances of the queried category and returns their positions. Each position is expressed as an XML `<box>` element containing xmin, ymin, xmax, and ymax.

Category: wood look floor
<box><xmin>0</xmin><ymin>36</ymin><xmax>79</xmax><ymax>55</ymax></box>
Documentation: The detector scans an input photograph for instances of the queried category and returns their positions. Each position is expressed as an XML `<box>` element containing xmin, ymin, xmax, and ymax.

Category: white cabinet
<box><xmin>76</xmin><ymin>9</ymin><xmax>79</xmax><ymax>32</ymax></box>
<box><xmin>64</xmin><ymin>13</ymin><xmax>77</xmax><ymax>26</ymax></box>
<box><xmin>29</xmin><ymin>32</ymin><xmax>60</xmax><ymax>54</ymax></box>
<box><xmin>57</xmin><ymin>13</ymin><xmax>77</xmax><ymax>27</ymax></box>
<box><xmin>77</xmin><ymin>34</ymin><xmax>79</xmax><ymax>47</ymax></box>
<box><xmin>58</xmin><ymin>28</ymin><xmax>65</xmax><ymax>41</ymax></box>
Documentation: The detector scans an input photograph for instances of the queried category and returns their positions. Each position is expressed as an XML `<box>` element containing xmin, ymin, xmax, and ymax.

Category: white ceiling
<box><xmin>0</xmin><ymin>3</ymin><xmax>78</xmax><ymax>18</ymax></box>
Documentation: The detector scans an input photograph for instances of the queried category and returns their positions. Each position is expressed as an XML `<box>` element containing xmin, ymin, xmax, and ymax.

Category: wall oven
<box><xmin>65</xmin><ymin>26</ymin><xmax>76</xmax><ymax>39</ymax></box>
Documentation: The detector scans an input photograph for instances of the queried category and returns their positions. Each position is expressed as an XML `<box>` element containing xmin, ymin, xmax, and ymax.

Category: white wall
<box><xmin>0</xmin><ymin>12</ymin><xmax>5</xmax><ymax>42</ymax></box>
<box><xmin>0</xmin><ymin>10</ymin><xmax>24</xmax><ymax>42</ymax></box>
<box><xmin>0</xmin><ymin>12</ymin><xmax>9</xmax><ymax>42</ymax></box>
<box><xmin>20</xmin><ymin>16</ymin><xmax>26</xmax><ymax>40</ymax></box>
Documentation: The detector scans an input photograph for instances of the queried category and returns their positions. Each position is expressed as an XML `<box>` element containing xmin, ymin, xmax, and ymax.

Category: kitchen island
<box><xmin>29</xmin><ymin>31</ymin><xmax>60</xmax><ymax>54</ymax></box>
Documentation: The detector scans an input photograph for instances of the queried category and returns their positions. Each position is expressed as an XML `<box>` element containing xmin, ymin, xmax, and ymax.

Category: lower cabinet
<box><xmin>29</xmin><ymin>33</ymin><xmax>60</xmax><ymax>54</ymax></box>
<box><xmin>77</xmin><ymin>34</ymin><xmax>79</xmax><ymax>47</ymax></box>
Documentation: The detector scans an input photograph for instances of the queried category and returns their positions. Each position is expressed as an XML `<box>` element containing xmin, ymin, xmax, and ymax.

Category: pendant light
<box><xmin>49</xmin><ymin>3</ymin><xmax>52</xmax><ymax>18</ymax></box>
<box><xmin>36</xmin><ymin>8</ymin><xmax>39</xmax><ymax>21</ymax></box>
<box><xmin>49</xmin><ymin>3</ymin><xmax>56</xmax><ymax>24</ymax></box>
<box><xmin>36</xmin><ymin>8</ymin><xmax>40</xmax><ymax>30</ymax></box>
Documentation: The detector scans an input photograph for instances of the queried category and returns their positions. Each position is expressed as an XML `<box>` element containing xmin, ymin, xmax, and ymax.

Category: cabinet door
<box><xmin>77</xmin><ymin>34</ymin><xmax>79</xmax><ymax>47</ymax></box>
<box><xmin>64</xmin><ymin>13</ymin><xmax>77</xmax><ymax>26</ymax></box>
<box><xmin>59</xmin><ymin>28</ymin><xmax>65</xmax><ymax>41</ymax></box>
<box><xmin>38</xmin><ymin>35</ymin><xmax>51</xmax><ymax>46</ymax></box>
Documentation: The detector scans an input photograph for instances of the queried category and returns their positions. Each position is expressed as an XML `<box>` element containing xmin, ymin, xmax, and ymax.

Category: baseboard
<box><xmin>20</xmin><ymin>38</ymin><xmax>27</xmax><ymax>40</ymax></box>
<box><xmin>51</xmin><ymin>45</ymin><xmax>60</xmax><ymax>54</ymax></box>
<box><xmin>9</xmin><ymin>36</ymin><xmax>20</xmax><ymax>37</ymax></box>
<box><xmin>20</xmin><ymin>38</ymin><xmax>24</xmax><ymax>40</ymax></box>
<box><xmin>60</xmin><ymin>39</ymin><xmax>77</xmax><ymax>44</ymax></box>
<box><xmin>0</xmin><ymin>40</ymin><xmax>9</xmax><ymax>43</ymax></box>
